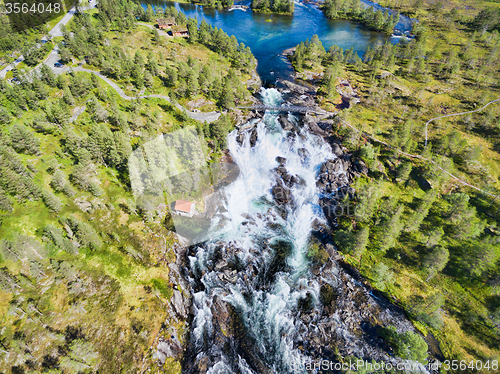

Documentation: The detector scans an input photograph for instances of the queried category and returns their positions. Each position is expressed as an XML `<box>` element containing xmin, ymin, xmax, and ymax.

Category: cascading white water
<box><xmin>187</xmin><ymin>88</ymin><xmax>347</xmax><ymax>373</ymax></box>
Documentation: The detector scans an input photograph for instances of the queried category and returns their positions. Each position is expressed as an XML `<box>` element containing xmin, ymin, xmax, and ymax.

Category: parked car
<box><xmin>54</xmin><ymin>62</ymin><xmax>64</xmax><ymax>68</ymax></box>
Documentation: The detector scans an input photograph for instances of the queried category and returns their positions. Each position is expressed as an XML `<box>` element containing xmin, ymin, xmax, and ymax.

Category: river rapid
<box><xmin>175</xmin><ymin>89</ymin><xmax>430</xmax><ymax>374</ymax></box>
<box><xmin>186</xmin><ymin>89</ymin><xmax>339</xmax><ymax>373</ymax></box>
<box><xmin>138</xmin><ymin>1</ymin><xmax>428</xmax><ymax>372</ymax></box>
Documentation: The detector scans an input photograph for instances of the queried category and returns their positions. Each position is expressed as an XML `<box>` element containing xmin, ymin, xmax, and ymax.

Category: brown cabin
<box><xmin>157</xmin><ymin>17</ymin><xmax>176</xmax><ymax>30</ymax></box>
<box><xmin>171</xmin><ymin>25</ymin><xmax>189</xmax><ymax>37</ymax></box>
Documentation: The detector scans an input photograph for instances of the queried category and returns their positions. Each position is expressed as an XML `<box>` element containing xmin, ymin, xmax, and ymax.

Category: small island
<box><xmin>322</xmin><ymin>0</ymin><xmax>400</xmax><ymax>34</ymax></box>
<box><xmin>251</xmin><ymin>0</ymin><xmax>295</xmax><ymax>15</ymax></box>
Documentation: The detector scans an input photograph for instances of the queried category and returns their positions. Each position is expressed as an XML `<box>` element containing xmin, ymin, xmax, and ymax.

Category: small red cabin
<box><xmin>157</xmin><ymin>18</ymin><xmax>176</xmax><ymax>30</ymax></box>
<box><xmin>171</xmin><ymin>25</ymin><xmax>189</xmax><ymax>37</ymax></box>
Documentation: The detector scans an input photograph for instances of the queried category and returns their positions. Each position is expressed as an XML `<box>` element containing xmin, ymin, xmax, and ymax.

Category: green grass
<box><xmin>288</xmin><ymin>3</ymin><xmax>500</xmax><ymax>365</ymax></box>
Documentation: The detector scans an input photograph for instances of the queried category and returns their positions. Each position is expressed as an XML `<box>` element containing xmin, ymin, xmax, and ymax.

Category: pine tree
<box><xmin>0</xmin><ymin>187</ymin><xmax>13</xmax><ymax>211</ymax></box>
<box><xmin>423</xmin><ymin>226</ymin><xmax>444</xmax><ymax>248</ymax></box>
<box><xmin>352</xmin><ymin>226</ymin><xmax>369</xmax><ymax>258</ymax></box>
<box><xmin>210</xmin><ymin>115</ymin><xmax>231</xmax><ymax>148</ymax></box>
<box><xmin>9</xmin><ymin>124</ymin><xmax>40</xmax><ymax>155</ymax></box>
<box><xmin>354</xmin><ymin>180</ymin><xmax>381</xmax><ymax>223</ymax></box>
<box><xmin>381</xmin><ymin>326</ymin><xmax>428</xmax><ymax>364</ymax></box>
<box><xmin>51</xmin><ymin>170</ymin><xmax>76</xmax><ymax>197</ymax></box>
<box><xmin>144</xmin><ymin>4</ymin><xmax>154</xmax><ymax>22</ymax></box>
<box><xmin>42</xmin><ymin>189</ymin><xmax>63</xmax><ymax>213</ymax></box>
<box><xmin>165</xmin><ymin>66</ymin><xmax>178</xmax><ymax>87</ymax></box>
<box><xmin>198</xmin><ymin>20</ymin><xmax>212</xmax><ymax>45</ymax></box>
<box><xmin>187</xmin><ymin>70</ymin><xmax>199</xmax><ymax>97</ymax></box>
<box><xmin>371</xmin><ymin>262</ymin><xmax>393</xmax><ymax>289</ymax></box>
<box><xmin>187</xmin><ymin>19</ymin><xmax>198</xmax><ymax>43</ymax></box>
<box><xmin>40</xmin><ymin>64</ymin><xmax>56</xmax><ymax>87</ymax></box>
<box><xmin>465</xmin><ymin>242</ymin><xmax>500</xmax><ymax>278</ymax></box>
<box><xmin>63</xmin><ymin>86</ymin><xmax>75</xmax><ymax>106</ymax></box>
<box><xmin>378</xmin><ymin>204</ymin><xmax>404</xmax><ymax>251</ymax></box>
<box><xmin>405</xmin><ymin>190</ymin><xmax>437</xmax><ymax>232</ymax></box>
<box><xmin>113</xmin><ymin>131</ymin><xmax>132</xmax><ymax>170</ymax></box>
<box><xmin>323</xmin><ymin>64</ymin><xmax>340</xmax><ymax>99</ymax></box>
<box><xmin>43</xmin><ymin>224</ymin><xmax>77</xmax><ymax>254</ymax></box>
<box><xmin>422</xmin><ymin>246</ymin><xmax>449</xmax><ymax>280</ymax></box>
<box><xmin>66</xmin><ymin>216</ymin><xmax>102</xmax><ymax>250</ymax></box>
<box><xmin>396</xmin><ymin>161</ymin><xmax>412</xmax><ymax>184</ymax></box>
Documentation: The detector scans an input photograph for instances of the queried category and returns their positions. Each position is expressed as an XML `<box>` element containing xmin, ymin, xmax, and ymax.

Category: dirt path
<box><xmin>137</xmin><ymin>22</ymin><xmax>172</xmax><ymax>39</ymax></box>
<box><xmin>72</xmin><ymin>67</ymin><xmax>221</xmax><ymax>123</ymax></box>
<box><xmin>341</xmin><ymin>120</ymin><xmax>500</xmax><ymax>199</ymax></box>
<box><xmin>424</xmin><ymin>98</ymin><xmax>500</xmax><ymax>145</ymax></box>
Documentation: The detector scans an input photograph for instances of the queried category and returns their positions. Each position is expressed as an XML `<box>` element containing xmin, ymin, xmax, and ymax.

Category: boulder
<box><xmin>249</xmin><ymin>127</ymin><xmax>258</xmax><ymax>147</ymax></box>
<box><xmin>211</xmin><ymin>295</ymin><xmax>233</xmax><ymax>340</ymax></box>
<box><xmin>171</xmin><ymin>290</ymin><xmax>188</xmax><ymax>319</ymax></box>
<box><xmin>304</xmin><ymin>115</ymin><xmax>328</xmax><ymax>137</ymax></box>
<box><xmin>278</xmin><ymin>114</ymin><xmax>294</xmax><ymax>131</ymax></box>
<box><xmin>272</xmin><ymin>180</ymin><xmax>291</xmax><ymax>205</ymax></box>
<box><xmin>275</xmin><ymin>156</ymin><xmax>286</xmax><ymax>165</ymax></box>
<box><xmin>155</xmin><ymin>337</ymin><xmax>183</xmax><ymax>363</ymax></box>
<box><xmin>331</xmin><ymin>143</ymin><xmax>343</xmax><ymax>157</ymax></box>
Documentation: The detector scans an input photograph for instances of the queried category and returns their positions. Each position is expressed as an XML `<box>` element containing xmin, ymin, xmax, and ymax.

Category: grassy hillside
<box><xmin>0</xmin><ymin>2</ymin><xmax>256</xmax><ymax>373</ymax></box>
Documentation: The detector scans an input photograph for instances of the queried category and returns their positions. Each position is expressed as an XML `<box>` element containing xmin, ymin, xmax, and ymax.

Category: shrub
<box><xmin>380</xmin><ymin>326</ymin><xmax>428</xmax><ymax>364</ymax></box>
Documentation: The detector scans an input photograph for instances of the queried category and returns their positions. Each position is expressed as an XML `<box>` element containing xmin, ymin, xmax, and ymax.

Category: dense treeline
<box><xmin>192</xmin><ymin>0</ymin><xmax>233</xmax><ymax>9</ymax></box>
<box><xmin>0</xmin><ymin>8</ymin><xmax>51</xmax><ymax>66</ymax></box>
<box><xmin>251</xmin><ymin>0</ymin><xmax>294</xmax><ymax>15</ymax></box>
<box><xmin>0</xmin><ymin>64</ymin><xmax>174</xmax><ymax>371</ymax></box>
<box><xmin>473</xmin><ymin>7</ymin><xmax>500</xmax><ymax>34</ymax></box>
<box><xmin>322</xmin><ymin>0</ymin><xmax>399</xmax><ymax>34</ymax></box>
<box><xmin>59</xmin><ymin>6</ymin><xmax>254</xmax><ymax>109</ymax></box>
<box><xmin>291</xmin><ymin>31</ymin><xmax>500</xmax><ymax>104</ymax></box>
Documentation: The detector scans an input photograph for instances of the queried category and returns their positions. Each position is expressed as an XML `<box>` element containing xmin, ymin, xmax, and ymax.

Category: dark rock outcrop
<box><xmin>278</xmin><ymin>114</ymin><xmax>295</xmax><ymax>131</ymax></box>
<box><xmin>316</xmin><ymin>158</ymin><xmax>350</xmax><ymax>193</ymax></box>
<box><xmin>249</xmin><ymin>127</ymin><xmax>258</xmax><ymax>147</ymax></box>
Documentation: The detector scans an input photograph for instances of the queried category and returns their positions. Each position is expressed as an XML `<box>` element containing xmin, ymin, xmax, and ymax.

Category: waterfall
<box><xmin>185</xmin><ymin>88</ymin><xmax>348</xmax><ymax>373</ymax></box>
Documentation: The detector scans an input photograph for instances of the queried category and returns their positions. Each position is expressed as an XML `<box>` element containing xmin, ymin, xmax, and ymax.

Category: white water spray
<box><xmin>187</xmin><ymin>88</ymin><xmax>347</xmax><ymax>373</ymax></box>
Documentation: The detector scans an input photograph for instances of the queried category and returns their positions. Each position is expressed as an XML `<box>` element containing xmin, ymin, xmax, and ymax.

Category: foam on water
<box><xmin>186</xmin><ymin>88</ymin><xmax>347</xmax><ymax>373</ymax></box>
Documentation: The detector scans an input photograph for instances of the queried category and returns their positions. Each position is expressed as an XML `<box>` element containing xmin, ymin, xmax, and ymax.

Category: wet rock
<box><xmin>249</xmin><ymin>127</ymin><xmax>258</xmax><ymax>147</ymax></box>
<box><xmin>276</xmin><ymin>166</ymin><xmax>287</xmax><ymax>176</ymax></box>
<box><xmin>212</xmin><ymin>295</ymin><xmax>232</xmax><ymax>340</ymax></box>
<box><xmin>236</xmin><ymin>132</ymin><xmax>245</xmax><ymax>145</ymax></box>
<box><xmin>317</xmin><ymin>159</ymin><xmax>350</xmax><ymax>194</ymax></box>
<box><xmin>215</xmin><ymin>260</ymin><xmax>228</xmax><ymax>271</ymax></box>
<box><xmin>297</xmin><ymin>147</ymin><xmax>309</xmax><ymax>160</ymax></box>
<box><xmin>275</xmin><ymin>156</ymin><xmax>286</xmax><ymax>165</ymax></box>
<box><xmin>171</xmin><ymin>290</ymin><xmax>188</xmax><ymax>319</ymax></box>
<box><xmin>274</xmin><ymin>164</ymin><xmax>303</xmax><ymax>189</ymax></box>
<box><xmin>272</xmin><ymin>180</ymin><xmax>291</xmax><ymax>205</ymax></box>
<box><xmin>278</xmin><ymin>114</ymin><xmax>294</xmax><ymax>131</ymax></box>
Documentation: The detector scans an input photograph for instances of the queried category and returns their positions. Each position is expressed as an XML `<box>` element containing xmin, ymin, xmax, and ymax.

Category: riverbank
<box><xmin>284</xmin><ymin>2</ymin><xmax>500</xmax><ymax>362</ymax></box>
<box><xmin>140</xmin><ymin>0</ymin><xmax>391</xmax><ymax>84</ymax></box>
<box><xmin>179</xmin><ymin>84</ymin><xmax>435</xmax><ymax>372</ymax></box>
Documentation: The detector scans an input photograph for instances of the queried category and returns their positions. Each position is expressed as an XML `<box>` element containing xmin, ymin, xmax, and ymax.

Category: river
<box><xmin>177</xmin><ymin>89</ymin><xmax>429</xmax><ymax>374</ymax></box>
<box><xmin>132</xmin><ymin>2</ymin><xmax>427</xmax><ymax>372</ymax></box>
<box><xmin>141</xmin><ymin>0</ymin><xmax>412</xmax><ymax>84</ymax></box>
